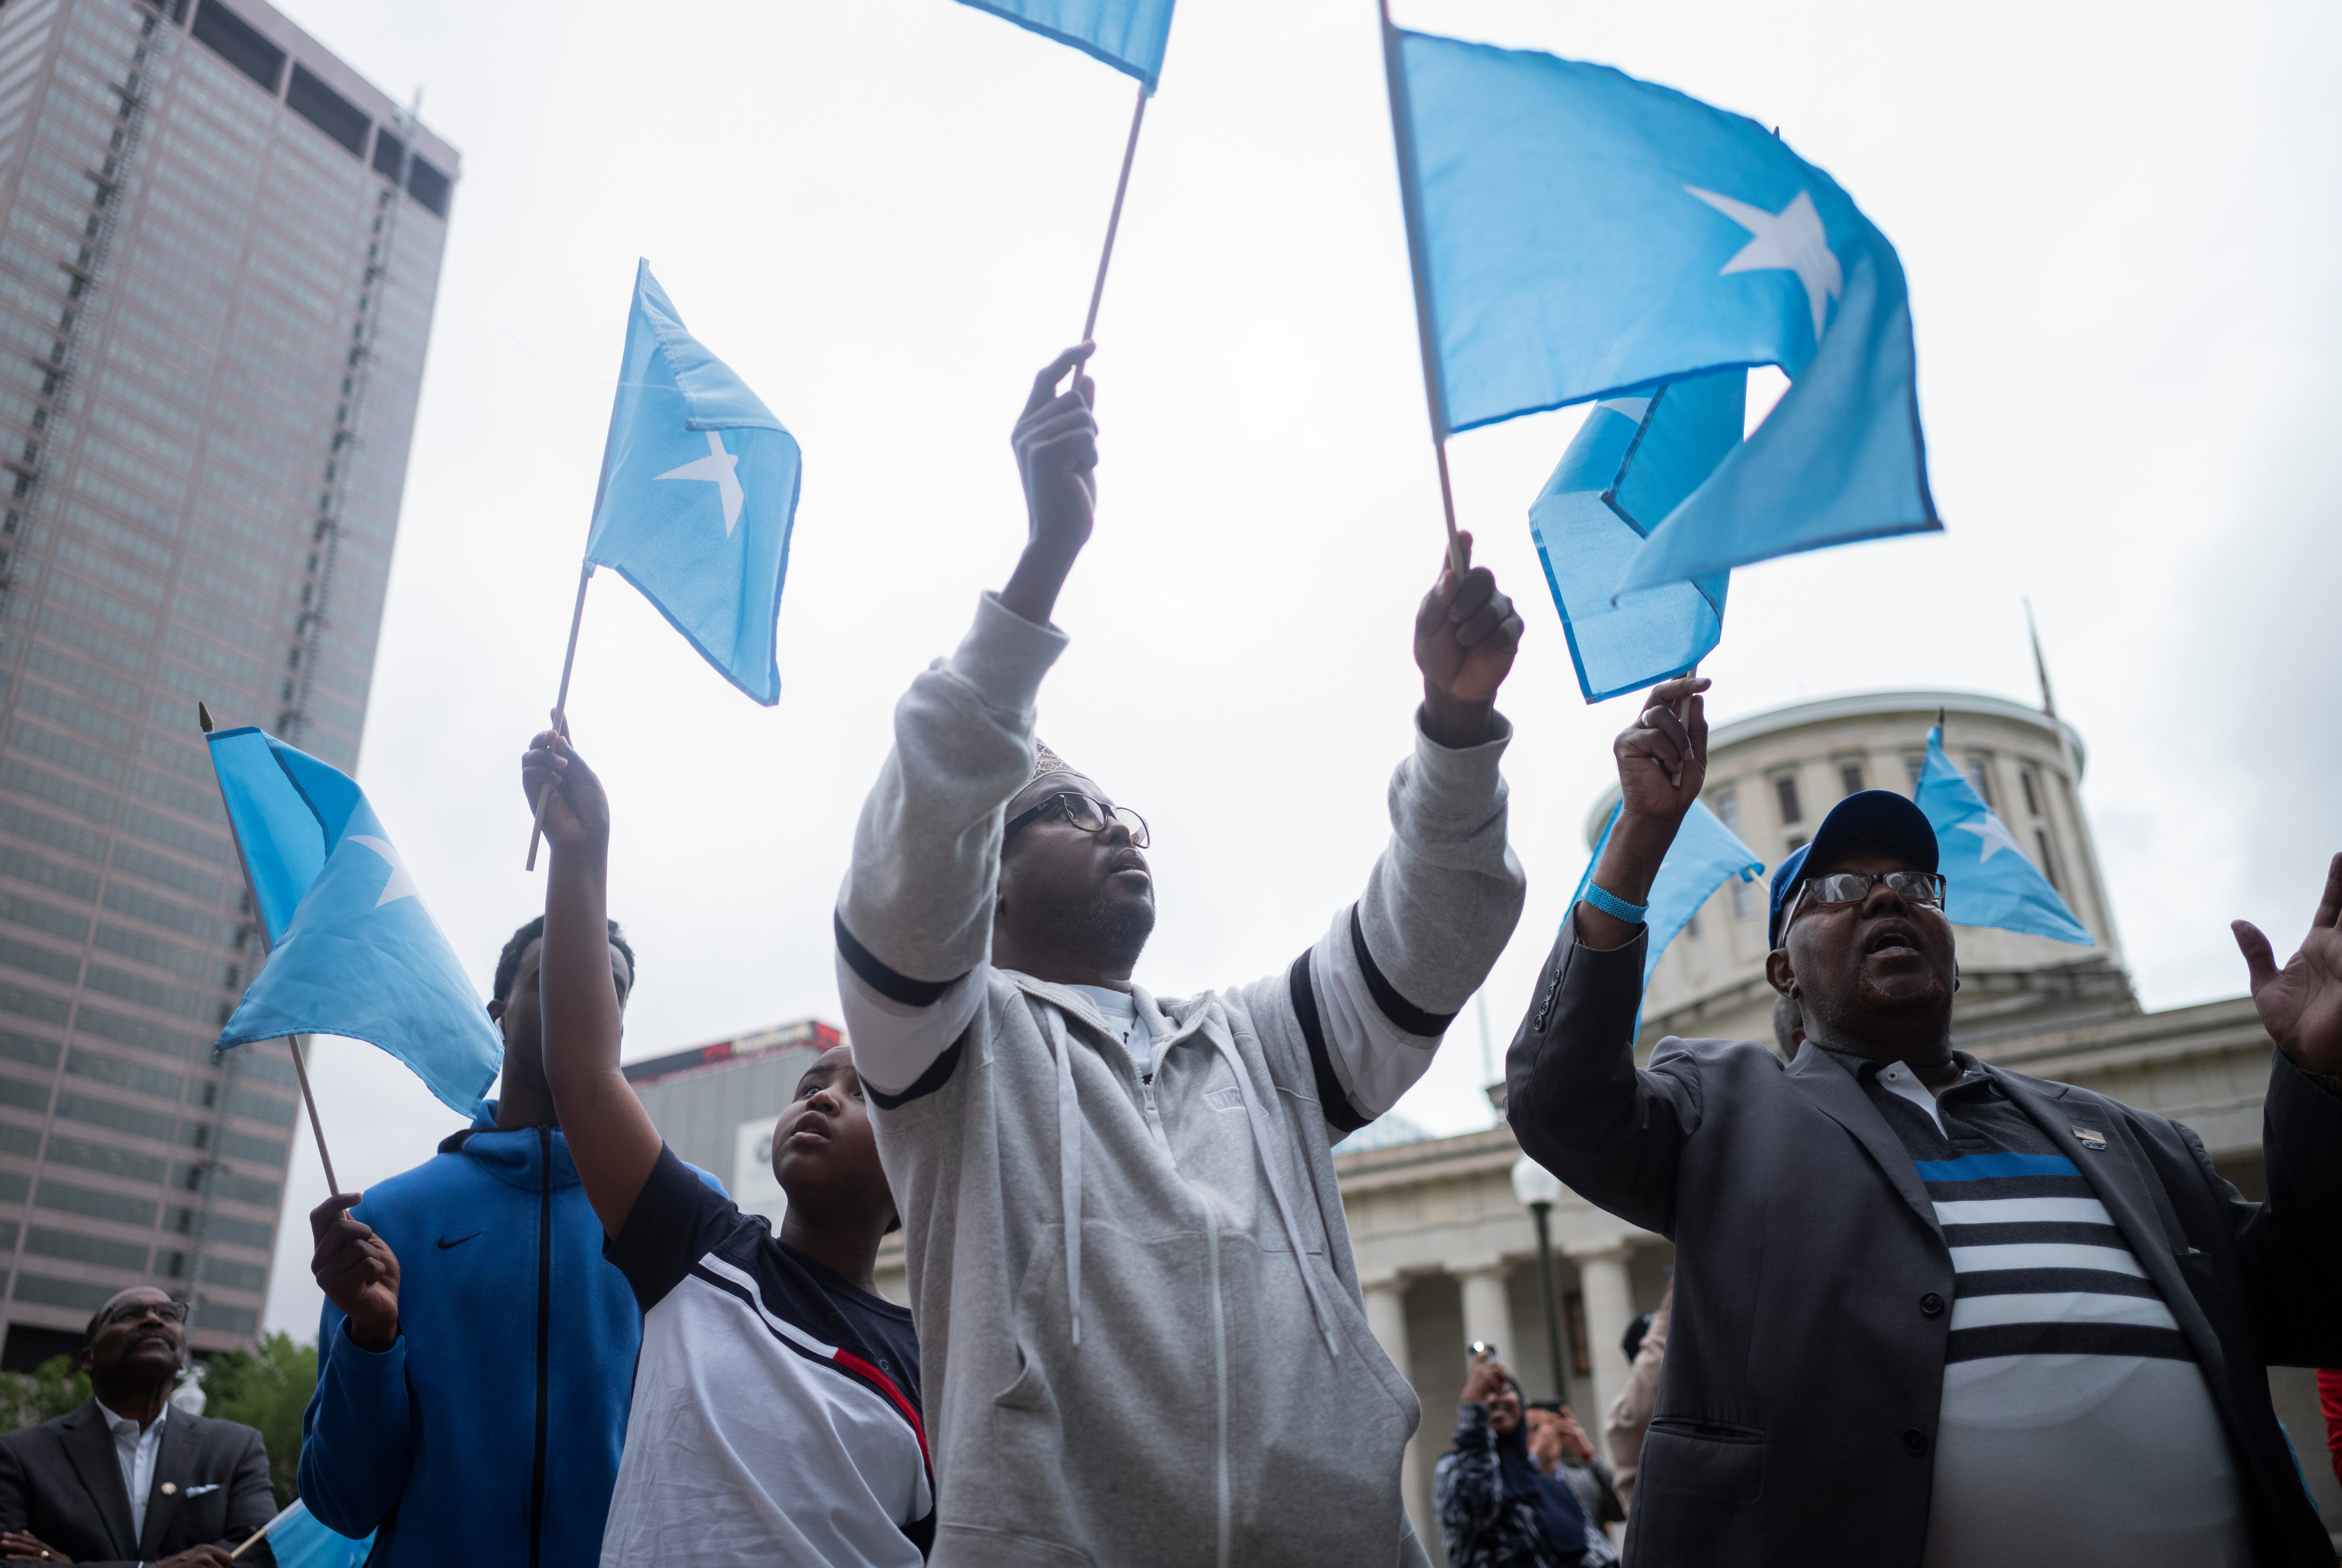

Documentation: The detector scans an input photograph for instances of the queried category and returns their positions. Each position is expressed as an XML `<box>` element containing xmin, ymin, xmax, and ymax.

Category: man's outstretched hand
<box><xmin>1000</xmin><ymin>345</ymin><xmax>1098</xmax><ymax>628</ymax></box>
<box><xmin>1413</xmin><ymin>532</ymin><xmax>1522</xmax><ymax>749</ymax></box>
<box><xmin>2235</xmin><ymin>852</ymin><xmax>2342</xmax><ymax>1085</ymax></box>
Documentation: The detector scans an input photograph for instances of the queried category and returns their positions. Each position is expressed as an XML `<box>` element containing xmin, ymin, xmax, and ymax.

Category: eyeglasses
<box><xmin>1003</xmin><ymin>791</ymin><xmax>1150</xmax><ymax>849</ymax></box>
<box><xmin>98</xmin><ymin>1299</ymin><xmax>189</xmax><ymax>1329</ymax></box>
<box><xmin>1778</xmin><ymin>871</ymin><xmax>1948</xmax><ymax>945</ymax></box>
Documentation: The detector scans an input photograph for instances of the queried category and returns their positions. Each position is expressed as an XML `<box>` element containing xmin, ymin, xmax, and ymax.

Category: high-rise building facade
<box><xmin>0</xmin><ymin>0</ymin><xmax>454</xmax><ymax>1364</ymax></box>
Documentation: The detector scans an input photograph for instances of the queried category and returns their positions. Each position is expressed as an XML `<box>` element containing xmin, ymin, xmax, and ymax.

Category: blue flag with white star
<box><xmin>1530</xmin><ymin>367</ymin><xmax>1743</xmax><ymax>703</ymax></box>
<box><xmin>583</xmin><ymin>261</ymin><xmax>802</xmax><ymax>706</ymax></box>
<box><xmin>209</xmin><ymin>727</ymin><xmax>504</xmax><ymax>1116</ymax></box>
<box><xmin>1576</xmin><ymin>798</ymin><xmax>1765</xmax><ymax>984</ymax></box>
<box><xmin>954</xmin><ymin>0</ymin><xmax>1175</xmax><ymax>90</ymax></box>
<box><xmin>1916</xmin><ymin>727</ymin><xmax>2093</xmax><ymax>945</ymax></box>
<box><xmin>1387</xmin><ymin>30</ymin><xmax>1936</xmax><ymax>594</ymax></box>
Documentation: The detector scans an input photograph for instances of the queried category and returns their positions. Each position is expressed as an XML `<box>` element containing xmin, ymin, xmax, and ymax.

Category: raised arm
<box><xmin>1506</xmin><ymin>677</ymin><xmax>1712</xmax><ymax>1232</ymax></box>
<box><xmin>1277</xmin><ymin>534</ymin><xmax>1528</xmax><ymax>1130</ymax></box>
<box><xmin>835</xmin><ymin>348</ymin><xmax>1094</xmax><ymax>1097</ymax></box>
<box><xmin>2225</xmin><ymin>851</ymin><xmax>2342</xmax><ymax>1362</ymax></box>
<box><xmin>524</xmin><ymin>731</ymin><xmax>660</xmax><ymax>1236</ymax></box>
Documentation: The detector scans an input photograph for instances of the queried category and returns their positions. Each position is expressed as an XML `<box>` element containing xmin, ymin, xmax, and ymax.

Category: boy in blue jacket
<box><xmin>297</xmin><ymin>915</ymin><xmax>717</xmax><ymax>1567</ymax></box>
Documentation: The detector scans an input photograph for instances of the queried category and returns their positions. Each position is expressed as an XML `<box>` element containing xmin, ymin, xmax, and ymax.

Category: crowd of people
<box><xmin>2</xmin><ymin>347</ymin><xmax>2338</xmax><ymax>1566</ymax></box>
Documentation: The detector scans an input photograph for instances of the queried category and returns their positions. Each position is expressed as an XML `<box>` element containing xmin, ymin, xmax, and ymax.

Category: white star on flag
<box><xmin>349</xmin><ymin>835</ymin><xmax>418</xmax><ymax>907</ymax></box>
<box><xmin>1956</xmin><ymin>812</ymin><xmax>2024</xmax><ymax>865</ymax></box>
<box><xmin>655</xmin><ymin>430</ymin><xmax>746</xmax><ymax>536</ymax></box>
<box><xmin>1683</xmin><ymin>186</ymin><xmax>1844</xmax><ymax>344</ymax></box>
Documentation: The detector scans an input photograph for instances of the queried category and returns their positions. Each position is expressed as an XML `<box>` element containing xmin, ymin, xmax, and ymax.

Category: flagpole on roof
<box><xmin>1080</xmin><ymin>86</ymin><xmax>1149</xmax><ymax>347</ymax></box>
<box><xmin>198</xmin><ymin>701</ymin><xmax>343</xmax><ymax>1198</ymax></box>
<box><xmin>1377</xmin><ymin>0</ymin><xmax>1467</xmax><ymax>577</ymax></box>
<box><xmin>524</xmin><ymin>564</ymin><xmax>595</xmax><ymax>870</ymax></box>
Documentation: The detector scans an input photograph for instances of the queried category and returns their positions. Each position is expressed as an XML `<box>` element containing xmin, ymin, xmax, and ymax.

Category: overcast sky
<box><xmin>254</xmin><ymin>0</ymin><xmax>2342</xmax><ymax>1335</ymax></box>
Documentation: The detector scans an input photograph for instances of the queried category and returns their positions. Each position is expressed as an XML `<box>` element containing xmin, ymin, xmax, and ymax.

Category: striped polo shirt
<box><xmin>1836</xmin><ymin>1050</ymin><xmax>2251</xmax><ymax>1568</ymax></box>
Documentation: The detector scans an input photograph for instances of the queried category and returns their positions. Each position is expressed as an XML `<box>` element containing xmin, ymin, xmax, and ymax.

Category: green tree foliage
<box><xmin>202</xmin><ymin>1333</ymin><xmax>316</xmax><ymax>1509</ymax></box>
<box><xmin>0</xmin><ymin>1356</ymin><xmax>92</xmax><ymax>1431</ymax></box>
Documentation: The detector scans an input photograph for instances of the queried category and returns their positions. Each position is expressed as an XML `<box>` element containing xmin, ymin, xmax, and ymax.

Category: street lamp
<box><xmin>1511</xmin><ymin>1154</ymin><xmax>1569</xmax><ymax>1403</ymax></box>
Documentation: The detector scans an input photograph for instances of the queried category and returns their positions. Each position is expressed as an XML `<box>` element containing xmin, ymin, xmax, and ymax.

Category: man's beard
<box><xmin>1032</xmin><ymin>884</ymin><xmax>1156</xmax><ymax>975</ymax></box>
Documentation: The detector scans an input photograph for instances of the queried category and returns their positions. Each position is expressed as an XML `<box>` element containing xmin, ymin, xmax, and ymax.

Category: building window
<box><xmin>2035</xmin><ymin>830</ymin><xmax>2064</xmax><ymax>893</ymax></box>
<box><xmin>1786</xmin><ymin>833</ymin><xmax>1809</xmax><ymax>852</ymax></box>
<box><xmin>1839</xmin><ymin>761</ymin><xmax>1864</xmax><ymax>795</ymax></box>
<box><xmin>189</xmin><ymin>0</ymin><xmax>285</xmax><ymax>93</ymax></box>
<box><xmin>1563</xmin><ymin>1292</ymin><xmax>1591</xmax><ymax>1376</ymax></box>
<box><xmin>1963</xmin><ymin>754</ymin><xmax>1996</xmax><ymax>810</ymax></box>
<box><xmin>286</xmin><ymin>64</ymin><xmax>368</xmax><ymax>157</ymax></box>
<box><xmin>1685</xmin><ymin>907</ymin><xmax>1702</xmax><ymax>940</ymax></box>
<box><xmin>407</xmin><ymin>155</ymin><xmax>451</xmax><ymax>218</ymax></box>
<box><xmin>2020</xmin><ymin>766</ymin><xmax>2043</xmax><ymax>817</ymax></box>
<box><xmin>1904</xmin><ymin>754</ymin><xmax>1925</xmax><ymax>793</ymax></box>
<box><xmin>1774</xmin><ymin>774</ymin><xmax>1802</xmax><ymax>826</ymax></box>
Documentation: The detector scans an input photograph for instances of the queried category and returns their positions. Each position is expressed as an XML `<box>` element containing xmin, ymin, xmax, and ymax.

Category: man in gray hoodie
<box><xmin>834</xmin><ymin>344</ymin><xmax>1529</xmax><ymax>1568</ymax></box>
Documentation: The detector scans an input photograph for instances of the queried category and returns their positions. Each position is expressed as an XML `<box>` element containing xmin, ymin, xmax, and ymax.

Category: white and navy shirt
<box><xmin>1842</xmin><ymin>1051</ymin><xmax>2251</xmax><ymax>1568</ymax></box>
<box><xmin>601</xmin><ymin>1146</ymin><xmax>932</xmax><ymax>1566</ymax></box>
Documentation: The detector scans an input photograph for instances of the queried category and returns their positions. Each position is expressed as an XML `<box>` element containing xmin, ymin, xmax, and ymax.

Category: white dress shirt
<box><xmin>95</xmin><ymin>1399</ymin><xmax>165</xmax><ymax>1542</ymax></box>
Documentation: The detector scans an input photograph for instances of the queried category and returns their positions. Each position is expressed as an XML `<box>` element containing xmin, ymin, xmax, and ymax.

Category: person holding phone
<box><xmin>1434</xmin><ymin>1348</ymin><xmax>1605</xmax><ymax>1568</ymax></box>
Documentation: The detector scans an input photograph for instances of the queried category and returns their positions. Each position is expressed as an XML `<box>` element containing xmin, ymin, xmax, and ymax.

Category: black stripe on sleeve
<box><xmin>1290</xmin><ymin>947</ymin><xmax>1370</xmax><ymax>1135</ymax></box>
<box><xmin>866</xmin><ymin>1032</ymin><xmax>967</xmax><ymax>1112</ymax></box>
<box><xmin>1945</xmin><ymin>1322</ymin><xmax>2193</xmax><ymax>1363</ymax></box>
<box><xmin>1954</xmin><ymin>1268</ymin><xmax>2164</xmax><ymax>1300</ymax></box>
<box><xmin>1347</xmin><ymin>904</ymin><xmax>1457</xmax><ymax>1039</ymax></box>
<box><xmin>835</xmin><ymin>910</ymin><xmax>962</xmax><ymax>1008</ymax></box>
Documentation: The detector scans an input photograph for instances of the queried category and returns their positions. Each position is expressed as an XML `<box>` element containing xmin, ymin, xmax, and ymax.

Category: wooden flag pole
<box><xmin>196</xmin><ymin>701</ymin><xmax>344</xmax><ymax>1198</ymax></box>
<box><xmin>524</xmin><ymin>564</ymin><xmax>594</xmax><ymax>870</ymax></box>
<box><xmin>1377</xmin><ymin>0</ymin><xmax>1467</xmax><ymax>578</ymax></box>
<box><xmin>1080</xmin><ymin>86</ymin><xmax>1149</xmax><ymax>349</ymax></box>
<box><xmin>287</xmin><ymin>1035</ymin><xmax>340</xmax><ymax>1198</ymax></box>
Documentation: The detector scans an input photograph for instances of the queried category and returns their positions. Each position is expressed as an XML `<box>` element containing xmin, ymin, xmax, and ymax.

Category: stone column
<box><xmin>1458</xmin><ymin>1263</ymin><xmax>1516</xmax><ymax>1368</ymax></box>
<box><xmin>1568</xmin><ymin>1242</ymin><xmax>1638</xmax><ymax>1453</ymax></box>
<box><xmin>1363</xmin><ymin>1276</ymin><xmax>1424</xmax><ymax>1538</ymax></box>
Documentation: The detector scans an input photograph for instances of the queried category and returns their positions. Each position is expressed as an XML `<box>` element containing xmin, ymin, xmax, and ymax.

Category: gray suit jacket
<box><xmin>1506</xmin><ymin>924</ymin><xmax>2342</xmax><ymax>1568</ymax></box>
<box><xmin>0</xmin><ymin>1399</ymin><xmax>277</xmax><ymax>1566</ymax></box>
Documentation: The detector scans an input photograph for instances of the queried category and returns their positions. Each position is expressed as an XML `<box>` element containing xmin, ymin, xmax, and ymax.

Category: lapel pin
<box><xmin>159</xmin><ymin>1482</ymin><xmax>176</xmax><ymax>1495</ymax></box>
<box><xmin>2072</xmin><ymin>1126</ymin><xmax>2107</xmax><ymax>1151</ymax></box>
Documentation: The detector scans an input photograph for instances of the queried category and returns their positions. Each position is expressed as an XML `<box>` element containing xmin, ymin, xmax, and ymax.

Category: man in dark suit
<box><xmin>0</xmin><ymin>1287</ymin><xmax>277</xmax><ymax>1567</ymax></box>
<box><xmin>1507</xmin><ymin>675</ymin><xmax>2342</xmax><ymax>1568</ymax></box>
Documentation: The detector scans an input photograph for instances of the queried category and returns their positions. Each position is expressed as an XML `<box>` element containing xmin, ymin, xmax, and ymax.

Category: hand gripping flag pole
<box><xmin>1378</xmin><ymin>0</ymin><xmax>1467</xmax><ymax>578</ymax></box>
<box><xmin>199</xmin><ymin>703</ymin><xmax>342</xmax><ymax>1196</ymax></box>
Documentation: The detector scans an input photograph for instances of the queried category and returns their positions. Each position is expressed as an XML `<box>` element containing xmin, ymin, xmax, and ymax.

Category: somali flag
<box><xmin>583</xmin><ymin>261</ymin><xmax>803</xmax><ymax>706</ymax></box>
<box><xmin>1916</xmin><ymin>727</ymin><xmax>2093</xmax><ymax>945</ymax></box>
<box><xmin>1387</xmin><ymin>30</ymin><xmax>1936</xmax><ymax>595</ymax></box>
<box><xmin>1577</xmin><ymin>799</ymin><xmax>1765</xmax><ymax>984</ymax></box>
<box><xmin>209</xmin><ymin>727</ymin><xmax>503</xmax><ymax>1116</ymax></box>
<box><xmin>1529</xmin><ymin>367</ymin><xmax>1742</xmax><ymax>703</ymax></box>
<box><xmin>954</xmin><ymin>0</ymin><xmax>1175</xmax><ymax>89</ymax></box>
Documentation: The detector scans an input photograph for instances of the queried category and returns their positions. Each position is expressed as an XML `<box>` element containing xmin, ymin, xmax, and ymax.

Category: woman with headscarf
<box><xmin>1434</xmin><ymin>1350</ymin><xmax>1608</xmax><ymax>1568</ymax></box>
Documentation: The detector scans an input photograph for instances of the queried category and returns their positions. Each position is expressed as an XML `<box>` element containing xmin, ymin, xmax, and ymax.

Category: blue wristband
<box><xmin>1582</xmin><ymin>882</ymin><xmax>1648</xmax><ymax>925</ymax></box>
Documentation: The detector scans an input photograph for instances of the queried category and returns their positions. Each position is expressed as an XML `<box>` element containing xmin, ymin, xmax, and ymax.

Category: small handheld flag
<box><xmin>1576</xmin><ymin>799</ymin><xmax>1765</xmax><ymax>985</ymax></box>
<box><xmin>525</xmin><ymin>262</ymin><xmax>803</xmax><ymax>867</ymax></box>
<box><xmin>228</xmin><ymin>1499</ymin><xmax>372</xmax><ymax>1565</ymax></box>
<box><xmin>1383</xmin><ymin>24</ymin><xmax>1935</xmax><ymax>596</ymax></box>
<box><xmin>1530</xmin><ymin>368</ymin><xmax>1742</xmax><ymax>703</ymax></box>
<box><xmin>1915</xmin><ymin>726</ymin><xmax>2093</xmax><ymax>945</ymax></box>
<box><xmin>209</xmin><ymin>725</ymin><xmax>505</xmax><ymax>1118</ymax></box>
<box><xmin>583</xmin><ymin>261</ymin><xmax>802</xmax><ymax>706</ymax></box>
<box><xmin>953</xmin><ymin>0</ymin><xmax>1173</xmax><ymax>91</ymax></box>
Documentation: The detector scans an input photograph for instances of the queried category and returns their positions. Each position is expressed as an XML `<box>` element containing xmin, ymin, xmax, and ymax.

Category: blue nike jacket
<box><xmin>298</xmin><ymin>1105</ymin><xmax>722</xmax><ymax>1568</ymax></box>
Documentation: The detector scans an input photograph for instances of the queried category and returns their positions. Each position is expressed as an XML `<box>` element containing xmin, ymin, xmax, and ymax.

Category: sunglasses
<box><xmin>98</xmin><ymin>1299</ymin><xmax>189</xmax><ymax>1328</ymax></box>
<box><xmin>1003</xmin><ymin>791</ymin><xmax>1150</xmax><ymax>849</ymax></box>
<box><xmin>1778</xmin><ymin>871</ymin><xmax>1948</xmax><ymax>946</ymax></box>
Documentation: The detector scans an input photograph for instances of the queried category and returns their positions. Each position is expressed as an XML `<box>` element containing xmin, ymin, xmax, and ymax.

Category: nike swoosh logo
<box><xmin>436</xmin><ymin>1232</ymin><xmax>482</xmax><ymax>1249</ymax></box>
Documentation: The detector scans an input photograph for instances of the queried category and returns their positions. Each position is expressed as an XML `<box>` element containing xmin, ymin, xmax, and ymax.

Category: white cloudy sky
<box><xmin>256</xmin><ymin>0</ymin><xmax>2342</xmax><ymax>1335</ymax></box>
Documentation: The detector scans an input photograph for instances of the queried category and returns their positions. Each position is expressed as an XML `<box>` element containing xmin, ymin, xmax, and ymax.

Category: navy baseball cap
<box><xmin>1767</xmin><ymin>790</ymin><xmax>1939</xmax><ymax>949</ymax></box>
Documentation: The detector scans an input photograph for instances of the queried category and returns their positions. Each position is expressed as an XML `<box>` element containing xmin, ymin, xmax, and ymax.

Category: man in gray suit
<box><xmin>1508</xmin><ymin>675</ymin><xmax>2342</xmax><ymax>1568</ymax></box>
<box><xmin>0</xmin><ymin>1287</ymin><xmax>276</xmax><ymax>1566</ymax></box>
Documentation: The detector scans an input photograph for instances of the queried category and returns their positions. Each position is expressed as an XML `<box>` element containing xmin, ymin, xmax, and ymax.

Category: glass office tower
<box><xmin>0</xmin><ymin>0</ymin><xmax>454</xmax><ymax>1363</ymax></box>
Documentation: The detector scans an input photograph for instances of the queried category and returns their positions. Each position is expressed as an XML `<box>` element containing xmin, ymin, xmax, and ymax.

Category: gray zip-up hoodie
<box><xmin>835</xmin><ymin>593</ymin><xmax>1526</xmax><ymax>1568</ymax></box>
